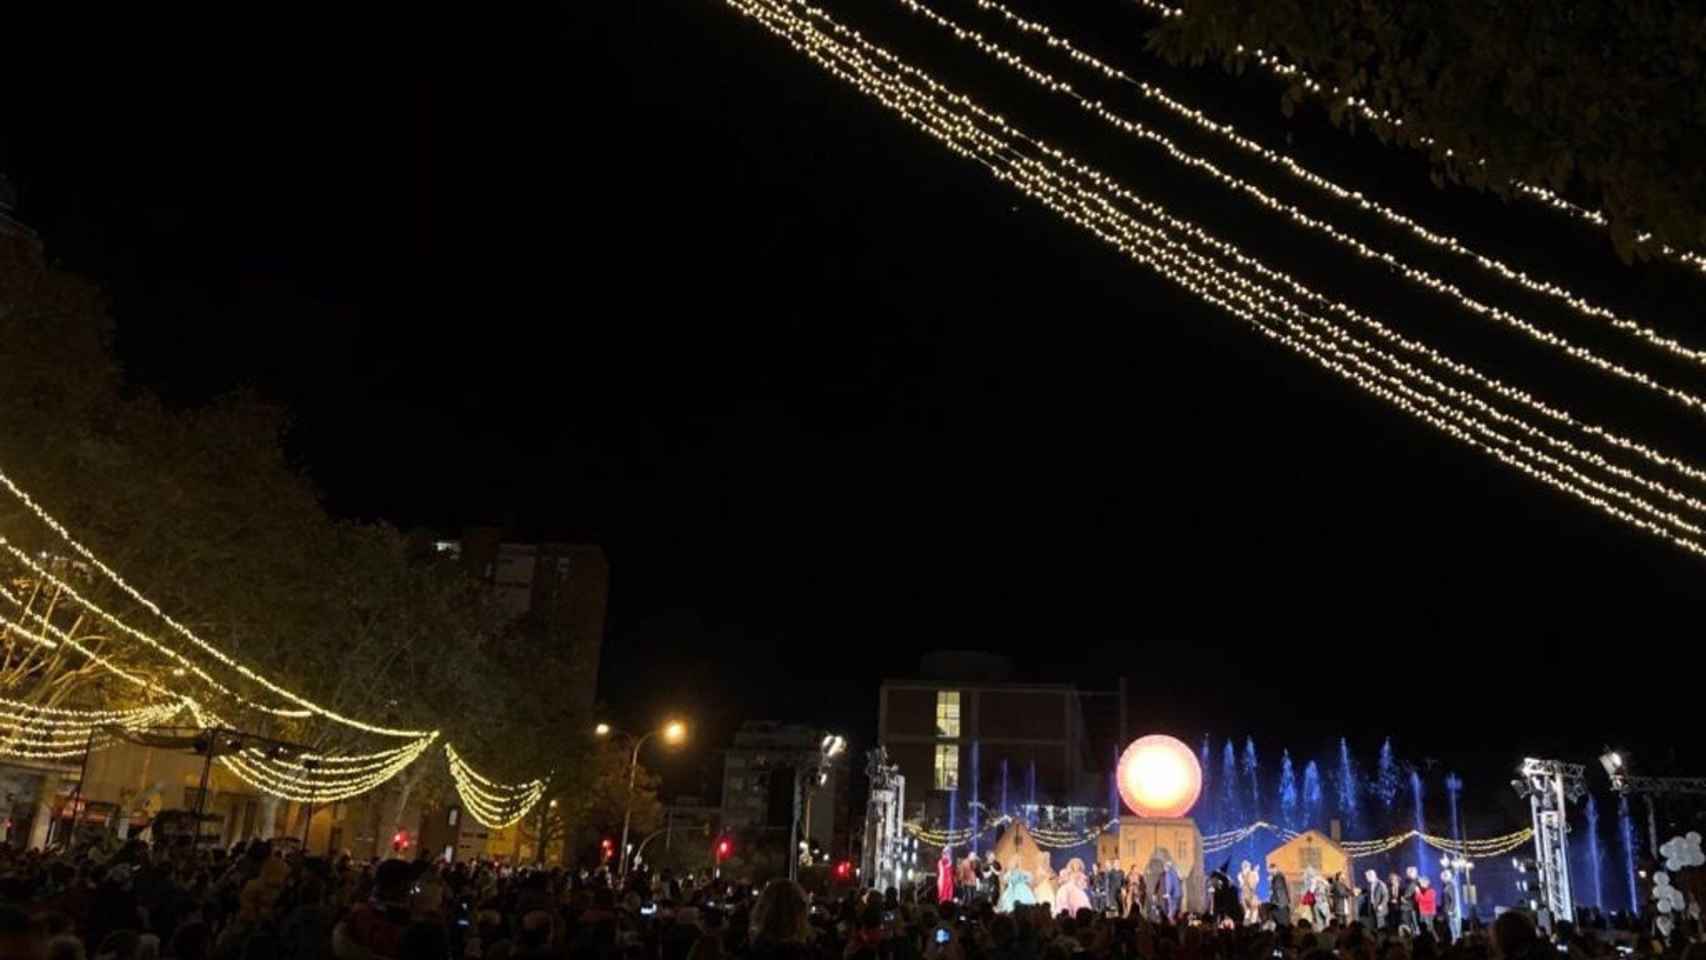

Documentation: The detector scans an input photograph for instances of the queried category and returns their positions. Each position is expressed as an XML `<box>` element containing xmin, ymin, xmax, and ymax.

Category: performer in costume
<box><xmin>1239</xmin><ymin>860</ymin><xmax>1261</xmax><ymax>925</ymax></box>
<box><xmin>959</xmin><ymin>854</ymin><xmax>980</xmax><ymax>906</ymax></box>
<box><xmin>1160</xmin><ymin>857</ymin><xmax>1182</xmax><ymax>921</ymax></box>
<box><xmin>1210</xmin><ymin>862</ymin><xmax>1239</xmax><ymax>924</ymax></box>
<box><xmin>1270</xmin><ymin>864</ymin><xmax>1292</xmax><ymax>926</ymax></box>
<box><xmin>1400</xmin><ymin>867</ymin><xmax>1420</xmax><ymax>932</ymax></box>
<box><xmin>1366</xmin><ymin>869</ymin><xmax>1389</xmax><ymax>931</ymax></box>
<box><xmin>937</xmin><ymin>847</ymin><xmax>956</xmax><ymax>906</ymax></box>
<box><xmin>995</xmin><ymin>863</ymin><xmax>1037</xmax><ymax>913</ymax></box>
<box><xmin>1105</xmin><ymin>859</ymin><xmax>1126</xmax><ymax>918</ymax></box>
<box><xmin>1053</xmin><ymin>858</ymin><xmax>1093</xmax><ymax>915</ymax></box>
<box><xmin>1439</xmin><ymin>869</ymin><xmax>1460</xmax><ymax>943</ymax></box>
<box><xmin>1329</xmin><ymin>872</ymin><xmax>1350</xmax><ymax>926</ymax></box>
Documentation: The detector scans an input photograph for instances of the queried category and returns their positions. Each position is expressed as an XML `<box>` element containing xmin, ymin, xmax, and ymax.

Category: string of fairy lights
<box><xmin>1120</xmin><ymin>0</ymin><xmax>1706</xmax><ymax>278</ymax></box>
<box><xmin>903</xmin><ymin>0</ymin><xmax>1706</xmax><ymax>371</ymax></box>
<box><xmin>445</xmin><ymin>744</ymin><xmax>549</xmax><ymax>830</ymax></box>
<box><xmin>0</xmin><ymin>466</ymin><xmax>536</xmax><ymax>828</ymax></box>
<box><xmin>905</xmin><ymin>817</ymin><xmax>1530</xmax><ymax>860</ymax></box>
<box><xmin>0</xmin><ymin>0</ymin><xmax>1699</xmax><ymax>838</ymax></box>
<box><xmin>718</xmin><ymin>0</ymin><xmax>1706</xmax><ymax>561</ymax></box>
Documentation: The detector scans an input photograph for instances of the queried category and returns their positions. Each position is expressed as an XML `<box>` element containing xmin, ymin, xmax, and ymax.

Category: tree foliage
<box><xmin>1</xmin><ymin>235</ymin><xmax>645</xmax><ymax>831</ymax></box>
<box><xmin>1148</xmin><ymin>0</ymin><xmax>1706</xmax><ymax>261</ymax></box>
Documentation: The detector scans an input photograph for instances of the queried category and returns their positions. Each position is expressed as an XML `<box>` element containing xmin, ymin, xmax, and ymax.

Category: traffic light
<box><xmin>601</xmin><ymin>838</ymin><xmax>616</xmax><ymax>863</ymax></box>
<box><xmin>834</xmin><ymin>860</ymin><xmax>852</xmax><ymax>880</ymax></box>
<box><xmin>392</xmin><ymin>830</ymin><xmax>411</xmax><ymax>853</ymax></box>
<box><xmin>716</xmin><ymin>837</ymin><xmax>733</xmax><ymax>862</ymax></box>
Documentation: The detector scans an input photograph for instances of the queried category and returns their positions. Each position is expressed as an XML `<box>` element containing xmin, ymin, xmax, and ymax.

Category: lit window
<box><xmin>935</xmin><ymin>691</ymin><xmax>961</xmax><ymax>738</ymax></box>
<box><xmin>934</xmin><ymin>744</ymin><xmax>959</xmax><ymax>790</ymax></box>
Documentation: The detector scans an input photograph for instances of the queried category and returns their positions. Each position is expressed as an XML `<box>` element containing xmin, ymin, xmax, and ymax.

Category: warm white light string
<box><xmin>0</xmin><ymin>469</ymin><xmax>428</xmax><ymax>739</ymax></box>
<box><xmin>1</xmin><ymin>540</ymin><xmax>313</xmax><ymax>719</ymax></box>
<box><xmin>891</xmin><ymin>0</ymin><xmax>1706</xmax><ymax>382</ymax></box>
<box><xmin>0</xmin><ymin>584</ymin><xmax>176</xmax><ymax>695</ymax></box>
<box><xmin>0</xmin><ymin>698</ymin><xmax>186</xmax><ymax>760</ymax></box>
<box><xmin>0</xmin><ymin>511</ymin><xmax>532</xmax><ymax>806</ymax></box>
<box><xmin>782</xmin><ymin>0</ymin><xmax>1706</xmax><ymax>541</ymax></box>
<box><xmin>445</xmin><ymin>743</ymin><xmax>548</xmax><ymax>829</ymax></box>
<box><xmin>1122</xmin><ymin>0</ymin><xmax>1706</xmax><ymax>277</ymax></box>
<box><xmin>762</xmin><ymin>0</ymin><xmax>1706</xmax><ymax>503</ymax></box>
<box><xmin>721</xmin><ymin>0</ymin><xmax>1706</xmax><ymax>559</ymax></box>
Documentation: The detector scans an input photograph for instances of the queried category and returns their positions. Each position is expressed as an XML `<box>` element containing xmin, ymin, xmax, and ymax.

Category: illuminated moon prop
<box><xmin>1117</xmin><ymin>734</ymin><xmax>1203</xmax><ymax>818</ymax></box>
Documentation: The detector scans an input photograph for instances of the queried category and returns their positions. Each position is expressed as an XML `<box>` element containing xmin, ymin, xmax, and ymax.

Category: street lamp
<box><xmin>598</xmin><ymin>720</ymin><xmax>687</xmax><ymax>887</ymax></box>
<box><xmin>791</xmin><ymin>731</ymin><xmax>847</xmax><ymax>882</ymax></box>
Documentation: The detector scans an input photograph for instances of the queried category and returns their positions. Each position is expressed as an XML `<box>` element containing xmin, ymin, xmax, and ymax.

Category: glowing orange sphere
<box><xmin>1117</xmin><ymin>734</ymin><xmax>1202</xmax><ymax>818</ymax></box>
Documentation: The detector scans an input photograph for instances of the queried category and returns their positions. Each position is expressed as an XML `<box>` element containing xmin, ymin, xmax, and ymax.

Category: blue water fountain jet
<box><xmin>1585</xmin><ymin>793</ymin><xmax>1605</xmax><ymax>909</ymax></box>
<box><xmin>1337</xmin><ymin>738</ymin><xmax>1363</xmax><ymax>831</ymax></box>
<box><xmin>1243</xmin><ymin>737</ymin><xmax>1262</xmax><ymax>887</ymax></box>
<box><xmin>1222</xmin><ymin>740</ymin><xmax>1243</xmax><ymax>836</ymax></box>
<box><xmin>971</xmin><ymin>741</ymin><xmax>981</xmax><ymax>853</ymax></box>
<box><xmin>1244</xmin><ymin>738</ymin><xmax>1262</xmax><ymax>820</ymax></box>
<box><xmin>1445</xmin><ymin>773</ymin><xmax>1465</xmax><ymax>921</ymax></box>
<box><xmin>948</xmin><ymin>786</ymin><xmax>958</xmax><ymax>846</ymax></box>
<box><xmin>1375</xmin><ymin>738</ymin><xmax>1400</xmax><ymax>810</ymax></box>
<box><xmin>1279</xmin><ymin>751</ymin><xmax>1298</xmax><ymax>831</ymax></box>
<box><xmin>1409</xmin><ymin>768</ymin><xmax>1430</xmax><ymax>876</ymax></box>
<box><xmin>1619</xmin><ymin>794</ymin><xmax>1639</xmax><ymax>912</ymax></box>
<box><xmin>1027</xmin><ymin>761</ymin><xmax>1038</xmax><ymax>826</ymax></box>
<box><xmin>1109</xmin><ymin>745</ymin><xmax>1121</xmax><ymax>825</ymax></box>
<box><xmin>1200</xmin><ymin>735</ymin><xmax>1217</xmax><ymax>834</ymax></box>
<box><xmin>1303</xmin><ymin>760</ymin><xmax>1324</xmax><ymax>830</ymax></box>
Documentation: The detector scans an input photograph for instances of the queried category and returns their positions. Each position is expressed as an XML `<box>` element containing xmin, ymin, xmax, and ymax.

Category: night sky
<box><xmin>6</xmin><ymin>0</ymin><xmax>1704</xmax><ymax>808</ymax></box>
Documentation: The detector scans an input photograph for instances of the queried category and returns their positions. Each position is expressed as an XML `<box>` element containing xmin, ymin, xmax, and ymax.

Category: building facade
<box><xmin>878</xmin><ymin>652</ymin><xmax>1102</xmax><ymax>824</ymax></box>
<box><xmin>433</xmin><ymin>529</ymin><xmax>608</xmax><ymax>718</ymax></box>
<box><xmin>720</xmin><ymin>722</ymin><xmax>848</xmax><ymax>857</ymax></box>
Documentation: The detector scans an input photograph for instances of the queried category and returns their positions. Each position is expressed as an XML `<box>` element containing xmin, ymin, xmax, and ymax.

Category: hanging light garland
<box><xmin>445</xmin><ymin>743</ymin><xmax>548</xmax><ymax>829</ymax></box>
<box><xmin>0</xmin><ymin>471</ymin><xmax>429</xmax><ymax>738</ymax></box>
<box><xmin>889</xmin><ymin>0</ymin><xmax>1706</xmax><ymax>375</ymax></box>
<box><xmin>717</xmin><ymin>0</ymin><xmax>1706</xmax><ymax>563</ymax></box>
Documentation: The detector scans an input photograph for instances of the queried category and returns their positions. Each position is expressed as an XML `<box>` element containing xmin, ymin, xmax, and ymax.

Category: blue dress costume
<box><xmin>996</xmin><ymin>868</ymin><xmax>1038</xmax><ymax>913</ymax></box>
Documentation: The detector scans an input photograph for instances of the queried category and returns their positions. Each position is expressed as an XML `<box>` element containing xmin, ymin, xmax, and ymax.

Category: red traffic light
<box><xmin>834</xmin><ymin>861</ymin><xmax>851</xmax><ymax>879</ymax></box>
<box><xmin>392</xmin><ymin>830</ymin><xmax>410</xmax><ymax>852</ymax></box>
<box><xmin>715</xmin><ymin>838</ymin><xmax>732</xmax><ymax>861</ymax></box>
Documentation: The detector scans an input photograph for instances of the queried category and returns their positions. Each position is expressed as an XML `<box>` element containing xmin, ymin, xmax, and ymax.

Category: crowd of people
<box><xmin>0</xmin><ymin>836</ymin><xmax>1698</xmax><ymax>960</ymax></box>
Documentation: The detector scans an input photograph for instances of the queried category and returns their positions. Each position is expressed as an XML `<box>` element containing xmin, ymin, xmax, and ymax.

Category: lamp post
<box><xmin>599</xmin><ymin>720</ymin><xmax>685</xmax><ymax>888</ymax></box>
<box><xmin>790</xmin><ymin>733</ymin><xmax>846</xmax><ymax>882</ymax></box>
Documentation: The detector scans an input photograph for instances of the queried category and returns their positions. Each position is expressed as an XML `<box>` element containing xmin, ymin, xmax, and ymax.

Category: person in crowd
<box><xmin>1237</xmin><ymin>863</ymin><xmax>1260</xmax><ymax>927</ymax></box>
<box><xmin>957</xmin><ymin>857</ymin><xmax>979</xmax><ymax>908</ymax></box>
<box><xmin>1416</xmin><ymin>878</ymin><xmax>1437</xmax><ymax>936</ymax></box>
<box><xmin>1439</xmin><ymin>869</ymin><xmax>1460</xmax><ymax>945</ymax></box>
<box><xmin>1269</xmin><ymin>866</ymin><xmax>1291</xmax><ymax>928</ymax></box>
<box><xmin>1401</xmin><ymin>869</ymin><xmax>1421</xmax><ymax>934</ymax></box>
<box><xmin>1364</xmin><ymin>870</ymin><xmax>1389</xmax><ymax>933</ymax></box>
<box><xmin>936</xmin><ymin>851</ymin><xmax>955</xmax><ymax>909</ymax></box>
<box><xmin>1102</xmin><ymin>861</ymin><xmax>1123</xmax><ymax>921</ymax></box>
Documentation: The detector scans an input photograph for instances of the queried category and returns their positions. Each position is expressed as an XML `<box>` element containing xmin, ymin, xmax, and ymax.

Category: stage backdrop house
<box><xmin>1265</xmin><ymin>829</ymin><xmax>1352</xmax><ymax>893</ymax></box>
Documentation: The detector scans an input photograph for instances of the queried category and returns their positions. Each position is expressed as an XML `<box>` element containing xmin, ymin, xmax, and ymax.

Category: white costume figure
<box><xmin>1053</xmin><ymin>857</ymin><xmax>1093</xmax><ymax>916</ymax></box>
<box><xmin>996</xmin><ymin>864</ymin><xmax>1037</xmax><ymax>913</ymax></box>
<box><xmin>1239</xmin><ymin>860</ymin><xmax>1261</xmax><ymax>925</ymax></box>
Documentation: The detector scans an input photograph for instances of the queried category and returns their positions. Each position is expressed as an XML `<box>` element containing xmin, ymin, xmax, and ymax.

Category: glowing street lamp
<box><xmin>599</xmin><ymin>720</ymin><xmax>689</xmax><ymax>887</ymax></box>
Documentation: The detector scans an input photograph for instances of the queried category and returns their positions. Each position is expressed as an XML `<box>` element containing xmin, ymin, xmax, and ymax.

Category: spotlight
<box><xmin>1599</xmin><ymin>749</ymin><xmax>1626</xmax><ymax>778</ymax></box>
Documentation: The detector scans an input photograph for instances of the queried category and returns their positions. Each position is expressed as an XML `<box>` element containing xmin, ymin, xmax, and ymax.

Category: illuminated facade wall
<box><xmin>878</xmin><ymin>655</ymin><xmax>1093</xmax><ymax>822</ymax></box>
